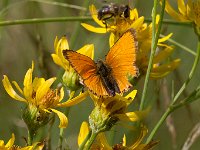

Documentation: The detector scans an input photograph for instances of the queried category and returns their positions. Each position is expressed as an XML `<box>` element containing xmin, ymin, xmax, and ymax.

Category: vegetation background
<box><xmin>0</xmin><ymin>0</ymin><xmax>199</xmax><ymax>149</ymax></box>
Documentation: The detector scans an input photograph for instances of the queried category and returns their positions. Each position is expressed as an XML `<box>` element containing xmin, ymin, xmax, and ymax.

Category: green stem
<box><xmin>28</xmin><ymin>130</ymin><xmax>34</xmax><ymax>145</ymax></box>
<box><xmin>146</xmin><ymin>108</ymin><xmax>171</xmax><ymax>143</ymax></box>
<box><xmin>0</xmin><ymin>16</ymin><xmax>92</xmax><ymax>26</ymax></box>
<box><xmin>146</xmin><ymin>38</ymin><xmax>200</xmax><ymax>143</ymax></box>
<box><xmin>82</xmin><ymin>131</ymin><xmax>98</xmax><ymax>150</ymax></box>
<box><xmin>78</xmin><ymin>130</ymin><xmax>92</xmax><ymax>150</ymax></box>
<box><xmin>173</xmin><ymin>40</ymin><xmax>200</xmax><ymax>103</ymax></box>
<box><xmin>145</xmin><ymin>18</ymin><xmax>191</xmax><ymax>26</ymax></box>
<box><xmin>0</xmin><ymin>0</ymin><xmax>86</xmax><ymax>16</ymax></box>
<box><xmin>140</xmin><ymin>0</ymin><xmax>165</xmax><ymax>110</ymax></box>
<box><xmin>160</xmin><ymin>34</ymin><xmax>196</xmax><ymax>56</ymax></box>
<box><xmin>0</xmin><ymin>17</ymin><xmax>192</xmax><ymax>27</ymax></box>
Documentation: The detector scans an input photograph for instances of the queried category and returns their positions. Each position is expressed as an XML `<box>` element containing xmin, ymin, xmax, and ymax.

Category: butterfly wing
<box><xmin>63</xmin><ymin>50</ymin><xmax>108</xmax><ymax>96</ymax></box>
<box><xmin>105</xmin><ymin>29</ymin><xmax>138</xmax><ymax>92</ymax></box>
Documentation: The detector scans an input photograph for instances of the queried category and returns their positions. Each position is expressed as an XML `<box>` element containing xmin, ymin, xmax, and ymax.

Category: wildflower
<box><xmin>51</xmin><ymin>36</ymin><xmax>94</xmax><ymax>91</ymax></box>
<box><xmin>78</xmin><ymin>122</ymin><xmax>158</xmax><ymax>150</ymax></box>
<box><xmin>165</xmin><ymin>0</ymin><xmax>200</xmax><ymax>27</ymax></box>
<box><xmin>137</xmin><ymin>37</ymin><xmax>181</xmax><ymax>79</ymax></box>
<box><xmin>82</xmin><ymin>5</ymin><xmax>180</xmax><ymax>79</ymax></box>
<box><xmin>0</xmin><ymin>133</ymin><xmax>33</xmax><ymax>150</ymax></box>
<box><xmin>89</xmin><ymin>90</ymin><xmax>147</xmax><ymax>135</ymax></box>
<box><xmin>81</xmin><ymin>4</ymin><xmax>145</xmax><ymax>45</ymax></box>
<box><xmin>2</xmin><ymin>62</ymin><xmax>88</xmax><ymax>131</ymax></box>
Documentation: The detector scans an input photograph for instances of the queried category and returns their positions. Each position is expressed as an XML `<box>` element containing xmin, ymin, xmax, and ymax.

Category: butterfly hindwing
<box><xmin>105</xmin><ymin>29</ymin><xmax>138</xmax><ymax>92</ymax></box>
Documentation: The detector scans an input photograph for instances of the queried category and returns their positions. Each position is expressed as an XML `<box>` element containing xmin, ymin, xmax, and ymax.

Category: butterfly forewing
<box><xmin>63</xmin><ymin>50</ymin><xmax>108</xmax><ymax>96</ymax></box>
<box><xmin>105</xmin><ymin>29</ymin><xmax>138</xmax><ymax>92</ymax></box>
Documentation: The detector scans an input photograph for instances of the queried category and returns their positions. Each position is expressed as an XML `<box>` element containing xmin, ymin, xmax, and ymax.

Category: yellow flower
<box><xmin>82</xmin><ymin>5</ymin><xmax>180</xmax><ymax>79</ymax></box>
<box><xmin>0</xmin><ymin>133</ymin><xmax>33</xmax><ymax>150</ymax></box>
<box><xmin>165</xmin><ymin>0</ymin><xmax>200</xmax><ymax>27</ymax></box>
<box><xmin>51</xmin><ymin>36</ymin><xmax>94</xmax><ymax>90</ymax></box>
<box><xmin>2</xmin><ymin>62</ymin><xmax>89</xmax><ymax>129</ymax></box>
<box><xmin>78</xmin><ymin>122</ymin><xmax>158</xmax><ymax>150</ymax></box>
<box><xmin>137</xmin><ymin>34</ymin><xmax>181</xmax><ymax>79</ymax></box>
<box><xmin>88</xmin><ymin>90</ymin><xmax>148</xmax><ymax>133</ymax></box>
<box><xmin>81</xmin><ymin>4</ymin><xmax>145</xmax><ymax>45</ymax></box>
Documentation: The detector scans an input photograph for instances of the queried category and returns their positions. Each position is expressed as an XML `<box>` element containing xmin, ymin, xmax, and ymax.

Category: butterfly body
<box><xmin>63</xmin><ymin>29</ymin><xmax>138</xmax><ymax>97</ymax></box>
<box><xmin>96</xmin><ymin>60</ymin><xmax>120</xmax><ymax>96</ymax></box>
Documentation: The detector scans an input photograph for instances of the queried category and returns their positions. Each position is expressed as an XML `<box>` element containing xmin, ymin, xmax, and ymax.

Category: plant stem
<box><xmin>0</xmin><ymin>17</ymin><xmax>192</xmax><ymax>27</ymax></box>
<box><xmin>146</xmin><ymin>108</ymin><xmax>171</xmax><ymax>143</ymax></box>
<box><xmin>145</xmin><ymin>18</ymin><xmax>191</xmax><ymax>26</ymax></box>
<box><xmin>82</xmin><ymin>131</ymin><xmax>98</xmax><ymax>150</ymax></box>
<box><xmin>27</xmin><ymin>130</ymin><xmax>34</xmax><ymax>145</ymax></box>
<box><xmin>0</xmin><ymin>16</ymin><xmax>92</xmax><ymax>26</ymax></box>
<box><xmin>146</xmin><ymin>37</ymin><xmax>200</xmax><ymax>143</ymax></box>
<box><xmin>78</xmin><ymin>130</ymin><xmax>92</xmax><ymax>150</ymax></box>
<box><xmin>160</xmin><ymin>34</ymin><xmax>196</xmax><ymax>56</ymax></box>
<box><xmin>173</xmin><ymin>40</ymin><xmax>200</xmax><ymax>103</ymax></box>
<box><xmin>140</xmin><ymin>0</ymin><xmax>165</xmax><ymax>110</ymax></box>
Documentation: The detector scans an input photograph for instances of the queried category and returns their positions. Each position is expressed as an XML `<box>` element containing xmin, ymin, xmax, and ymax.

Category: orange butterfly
<box><xmin>63</xmin><ymin>29</ymin><xmax>138</xmax><ymax>97</ymax></box>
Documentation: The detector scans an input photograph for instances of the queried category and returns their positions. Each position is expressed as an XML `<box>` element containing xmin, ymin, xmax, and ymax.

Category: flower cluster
<box><xmin>3</xmin><ymin>0</ymin><xmax>199</xmax><ymax>149</ymax></box>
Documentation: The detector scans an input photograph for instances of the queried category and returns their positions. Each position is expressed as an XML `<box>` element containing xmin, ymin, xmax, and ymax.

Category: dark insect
<box><xmin>97</xmin><ymin>3</ymin><xmax>130</xmax><ymax>24</ymax></box>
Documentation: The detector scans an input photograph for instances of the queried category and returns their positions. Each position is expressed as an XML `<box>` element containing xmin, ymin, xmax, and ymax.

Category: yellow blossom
<box><xmin>88</xmin><ymin>90</ymin><xmax>148</xmax><ymax>134</ymax></box>
<box><xmin>165</xmin><ymin>0</ymin><xmax>200</xmax><ymax>27</ymax></box>
<box><xmin>51</xmin><ymin>36</ymin><xmax>94</xmax><ymax>90</ymax></box>
<box><xmin>2</xmin><ymin>62</ymin><xmax>88</xmax><ymax>129</ymax></box>
<box><xmin>82</xmin><ymin>5</ymin><xmax>180</xmax><ymax>79</ymax></box>
<box><xmin>81</xmin><ymin>4</ymin><xmax>145</xmax><ymax>45</ymax></box>
<box><xmin>78</xmin><ymin>122</ymin><xmax>158</xmax><ymax>150</ymax></box>
<box><xmin>0</xmin><ymin>133</ymin><xmax>33</xmax><ymax>150</ymax></box>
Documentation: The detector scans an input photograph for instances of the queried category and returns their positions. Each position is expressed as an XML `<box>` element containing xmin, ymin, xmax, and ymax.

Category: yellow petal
<box><xmin>0</xmin><ymin>140</ymin><xmax>5</xmax><ymax>146</ymax></box>
<box><xmin>130</xmin><ymin>16</ymin><xmax>145</xmax><ymax>30</ymax></box>
<box><xmin>177</xmin><ymin>0</ymin><xmax>187</xmax><ymax>16</ymax></box>
<box><xmin>151</xmin><ymin>59</ymin><xmax>181</xmax><ymax>79</ymax></box>
<box><xmin>116</xmin><ymin>112</ymin><xmax>140</xmax><ymax>122</ymax></box>
<box><xmin>125</xmin><ymin>90</ymin><xmax>137</xmax><ymax>101</ymax></box>
<box><xmin>165</xmin><ymin>0</ymin><xmax>189</xmax><ymax>21</ymax></box>
<box><xmin>58</xmin><ymin>87</ymin><xmax>64</xmax><ymax>102</ymax></box>
<box><xmin>97</xmin><ymin>133</ymin><xmax>112</xmax><ymax>150</ymax></box>
<box><xmin>23</xmin><ymin>66</ymin><xmax>33</xmax><ymax>99</ymax></box>
<box><xmin>130</xmin><ymin>126</ymin><xmax>148</xmax><ymax>149</ymax></box>
<box><xmin>2</xmin><ymin>75</ymin><xmax>26</xmax><ymax>102</ymax></box>
<box><xmin>130</xmin><ymin>8</ymin><xmax>139</xmax><ymax>20</ymax></box>
<box><xmin>51</xmin><ymin>54</ymin><xmax>68</xmax><ymax>70</ymax></box>
<box><xmin>51</xmin><ymin>109</ymin><xmax>68</xmax><ymax>128</ymax></box>
<box><xmin>81</xmin><ymin>23</ymin><xmax>108</xmax><ymax>33</ymax></box>
<box><xmin>57</xmin><ymin>91</ymin><xmax>88</xmax><ymax>107</ymax></box>
<box><xmin>116</xmin><ymin>109</ymin><xmax>149</xmax><ymax>122</ymax></box>
<box><xmin>12</xmin><ymin>81</ymin><xmax>23</xmax><ymax>94</ymax></box>
<box><xmin>20</xmin><ymin>146</ymin><xmax>34</xmax><ymax>150</ymax></box>
<box><xmin>122</xmin><ymin>134</ymin><xmax>126</xmax><ymax>146</ymax></box>
<box><xmin>59</xmin><ymin>36</ymin><xmax>69</xmax><ymax>52</ymax></box>
<box><xmin>32</xmin><ymin>77</ymin><xmax>45</xmax><ymax>91</ymax></box>
<box><xmin>78</xmin><ymin>121</ymin><xmax>89</xmax><ymax>146</ymax></box>
<box><xmin>54</xmin><ymin>36</ymin><xmax>58</xmax><ymax>51</ymax></box>
<box><xmin>109</xmin><ymin>32</ymin><xmax>115</xmax><ymax>47</ymax></box>
<box><xmin>36</xmin><ymin>77</ymin><xmax>56</xmax><ymax>101</ymax></box>
<box><xmin>77</xmin><ymin>44</ymin><xmax>94</xmax><ymax>59</ymax></box>
<box><xmin>89</xmin><ymin>4</ymin><xmax>106</xmax><ymax>27</ymax></box>
<box><xmin>152</xmin><ymin>59</ymin><xmax>181</xmax><ymax>72</ymax></box>
<box><xmin>158</xmin><ymin>33</ymin><xmax>173</xmax><ymax>43</ymax></box>
<box><xmin>5</xmin><ymin>133</ymin><xmax>15</xmax><ymax>147</ymax></box>
<box><xmin>153</xmin><ymin>46</ymin><xmax>174</xmax><ymax>64</ymax></box>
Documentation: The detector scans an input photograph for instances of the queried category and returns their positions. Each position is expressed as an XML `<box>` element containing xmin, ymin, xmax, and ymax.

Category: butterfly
<box><xmin>63</xmin><ymin>29</ymin><xmax>138</xmax><ymax>97</ymax></box>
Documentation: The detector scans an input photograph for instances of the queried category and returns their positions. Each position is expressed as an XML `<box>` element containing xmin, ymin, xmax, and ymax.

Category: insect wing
<box><xmin>63</xmin><ymin>50</ymin><xmax>108</xmax><ymax>96</ymax></box>
<box><xmin>105</xmin><ymin>29</ymin><xmax>138</xmax><ymax>92</ymax></box>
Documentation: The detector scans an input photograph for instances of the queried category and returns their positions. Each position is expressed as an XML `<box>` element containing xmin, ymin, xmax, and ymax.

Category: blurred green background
<box><xmin>0</xmin><ymin>0</ymin><xmax>200</xmax><ymax>149</ymax></box>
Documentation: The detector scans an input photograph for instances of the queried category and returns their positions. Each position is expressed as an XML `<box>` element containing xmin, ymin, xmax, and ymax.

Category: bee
<box><xmin>97</xmin><ymin>3</ymin><xmax>130</xmax><ymax>24</ymax></box>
